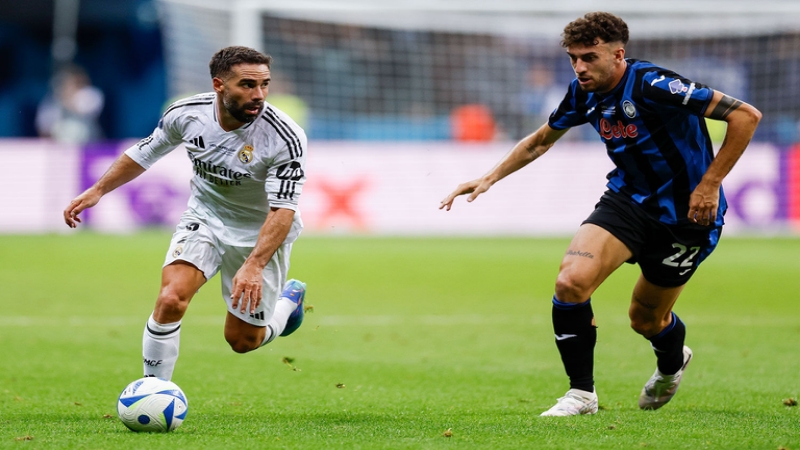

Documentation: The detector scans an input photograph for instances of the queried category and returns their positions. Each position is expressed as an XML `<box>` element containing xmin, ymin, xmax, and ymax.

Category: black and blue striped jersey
<box><xmin>549</xmin><ymin>59</ymin><xmax>723</xmax><ymax>227</ymax></box>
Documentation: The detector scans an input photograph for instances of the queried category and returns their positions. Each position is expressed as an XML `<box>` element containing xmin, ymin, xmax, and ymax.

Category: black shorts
<box><xmin>582</xmin><ymin>191</ymin><xmax>722</xmax><ymax>288</ymax></box>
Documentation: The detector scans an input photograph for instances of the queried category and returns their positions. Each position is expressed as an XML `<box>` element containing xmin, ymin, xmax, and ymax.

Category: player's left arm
<box><xmin>230</xmin><ymin>207</ymin><xmax>295</xmax><ymax>314</ymax></box>
<box><xmin>688</xmin><ymin>90</ymin><xmax>762</xmax><ymax>225</ymax></box>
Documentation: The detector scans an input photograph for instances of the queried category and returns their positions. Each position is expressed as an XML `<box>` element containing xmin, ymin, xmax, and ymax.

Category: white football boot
<box><xmin>540</xmin><ymin>388</ymin><xmax>598</xmax><ymax>416</ymax></box>
<box><xmin>639</xmin><ymin>345</ymin><xmax>693</xmax><ymax>410</ymax></box>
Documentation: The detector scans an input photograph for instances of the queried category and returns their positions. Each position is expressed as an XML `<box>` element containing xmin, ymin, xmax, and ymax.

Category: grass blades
<box><xmin>0</xmin><ymin>233</ymin><xmax>798</xmax><ymax>449</ymax></box>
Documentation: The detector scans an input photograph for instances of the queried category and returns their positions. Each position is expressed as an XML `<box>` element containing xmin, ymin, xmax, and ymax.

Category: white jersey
<box><xmin>124</xmin><ymin>92</ymin><xmax>306</xmax><ymax>247</ymax></box>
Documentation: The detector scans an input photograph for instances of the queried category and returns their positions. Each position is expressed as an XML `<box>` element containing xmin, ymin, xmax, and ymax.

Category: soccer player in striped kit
<box><xmin>64</xmin><ymin>46</ymin><xmax>308</xmax><ymax>380</ymax></box>
<box><xmin>441</xmin><ymin>12</ymin><xmax>761</xmax><ymax>415</ymax></box>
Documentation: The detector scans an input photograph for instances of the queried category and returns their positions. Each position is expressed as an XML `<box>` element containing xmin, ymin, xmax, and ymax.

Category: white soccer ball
<box><xmin>117</xmin><ymin>377</ymin><xmax>188</xmax><ymax>432</ymax></box>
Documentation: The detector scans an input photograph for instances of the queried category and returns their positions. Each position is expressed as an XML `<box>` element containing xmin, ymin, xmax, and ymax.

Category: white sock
<box><xmin>142</xmin><ymin>313</ymin><xmax>181</xmax><ymax>380</ymax></box>
<box><xmin>260</xmin><ymin>298</ymin><xmax>297</xmax><ymax>346</ymax></box>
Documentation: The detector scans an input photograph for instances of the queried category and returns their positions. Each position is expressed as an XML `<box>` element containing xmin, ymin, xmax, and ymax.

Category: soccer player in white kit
<box><xmin>63</xmin><ymin>46</ymin><xmax>308</xmax><ymax>380</ymax></box>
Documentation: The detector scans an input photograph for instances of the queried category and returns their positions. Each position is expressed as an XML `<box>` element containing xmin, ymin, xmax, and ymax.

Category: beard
<box><xmin>222</xmin><ymin>95</ymin><xmax>262</xmax><ymax>124</ymax></box>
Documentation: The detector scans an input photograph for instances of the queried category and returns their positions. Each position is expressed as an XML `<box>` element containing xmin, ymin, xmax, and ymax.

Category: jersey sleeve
<box><xmin>265</xmin><ymin>126</ymin><xmax>307</xmax><ymax>211</ymax></box>
<box><xmin>640</xmin><ymin>70</ymin><xmax>714</xmax><ymax>116</ymax></box>
<box><xmin>548</xmin><ymin>82</ymin><xmax>590</xmax><ymax>130</ymax></box>
<box><xmin>123</xmin><ymin>110</ymin><xmax>184</xmax><ymax>169</ymax></box>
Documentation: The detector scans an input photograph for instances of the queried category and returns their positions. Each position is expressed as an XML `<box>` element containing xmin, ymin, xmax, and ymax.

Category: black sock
<box><xmin>647</xmin><ymin>312</ymin><xmax>686</xmax><ymax>375</ymax></box>
<box><xmin>551</xmin><ymin>296</ymin><xmax>596</xmax><ymax>392</ymax></box>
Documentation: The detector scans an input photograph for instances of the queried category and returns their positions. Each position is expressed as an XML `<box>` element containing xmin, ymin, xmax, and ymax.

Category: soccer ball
<box><xmin>117</xmin><ymin>377</ymin><xmax>188</xmax><ymax>432</ymax></box>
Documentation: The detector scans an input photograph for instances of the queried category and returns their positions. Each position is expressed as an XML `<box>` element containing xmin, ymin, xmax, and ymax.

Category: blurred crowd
<box><xmin>36</xmin><ymin>64</ymin><xmax>104</xmax><ymax>144</ymax></box>
<box><xmin>0</xmin><ymin>0</ymin><xmax>164</xmax><ymax>142</ymax></box>
<box><xmin>1</xmin><ymin>4</ymin><xmax>798</xmax><ymax>144</ymax></box>
<box><xmin>258</xmin><ymin>15</ymin><xmax>799</xmax><ymax>144</ymax></box>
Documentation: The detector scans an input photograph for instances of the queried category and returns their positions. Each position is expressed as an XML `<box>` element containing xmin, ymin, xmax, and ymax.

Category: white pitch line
<box><xmin>0</xmin><ymin>314</ymin><xmax>546</xmax><ymax>327</ymax></box>
<box><xmin>0</xmin><ymin>314</ymin><xmax>796</xmax><ymax>328</ymax></box>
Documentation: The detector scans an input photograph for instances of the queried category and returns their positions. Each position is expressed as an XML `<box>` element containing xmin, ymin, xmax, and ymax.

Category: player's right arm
<box><xmin>439</xmin><ymin>123</ymin><xmax>567</xmax><ymax>210</ymax></box>
<box><xmin>64</xmin><ymin>102</ymin><xmax>185</xmax><ymax>228</ymax></box>
<box><xmin>63</xmin><ymin>154</ymin><xmax>146</xmax><ymax>228</ymax></box>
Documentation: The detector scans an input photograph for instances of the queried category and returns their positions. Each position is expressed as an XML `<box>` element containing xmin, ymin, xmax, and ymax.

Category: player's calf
<box><xmin>224</xmin><ymin>313</ymin><xmax>270</xmax><ymax>353</ymax></box>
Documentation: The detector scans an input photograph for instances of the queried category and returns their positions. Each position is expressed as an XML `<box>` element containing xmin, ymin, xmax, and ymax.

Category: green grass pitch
<box><xmin>0</xmin><ymin>233</ymin><xmax>798</xmax><ymax>449</ymax></box>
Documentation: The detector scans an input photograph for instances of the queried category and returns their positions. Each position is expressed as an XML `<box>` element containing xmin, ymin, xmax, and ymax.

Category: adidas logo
<box><xmin>190</xmin><ymin>136</ymin><xmax>205</xmax><ymax>149</ymax></box>
<box><xmin>250</xmin><ymin>311</ymin><xmax>264</xmax><ymax>320</ymax></box>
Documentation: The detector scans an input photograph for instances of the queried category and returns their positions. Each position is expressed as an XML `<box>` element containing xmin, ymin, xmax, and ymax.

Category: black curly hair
<box><xmin>561</xmin><ymin>12</ymin><xmax>629</xmax><ymax>48</ymax></box>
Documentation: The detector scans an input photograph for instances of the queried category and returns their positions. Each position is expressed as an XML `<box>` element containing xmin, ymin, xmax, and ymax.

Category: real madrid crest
<box><xmin>622</xmin><ymin>100</ymin><xmax>637</xmax><ymax>118</ymax></box>
<box><xmin>238</xmin><ymin>145</ymin><xmax>254</xmax><ymax>164</ymax></box>
<box><xmin>172</xmin><ymin>245</ymin><xmax>183</xmax><ymax>258</ymax></box>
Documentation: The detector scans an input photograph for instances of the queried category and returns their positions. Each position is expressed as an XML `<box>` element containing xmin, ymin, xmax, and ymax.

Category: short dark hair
<box><xmin>561</xmin><ymin>12</ymin><xmax>629</xmax><ymax>48</ymax></box>
<box><xmin>209</xmin><ymin>46</ymin><xmax>272</xmax><ymax>79</ymax></box>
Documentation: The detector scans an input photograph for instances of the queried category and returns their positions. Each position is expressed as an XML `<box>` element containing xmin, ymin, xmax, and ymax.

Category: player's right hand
<box><xmin>439</xmin><ymin>178</ymin><xmax>491</xmax><ymax>211</ymax></box>
<box><xmin>230</xmin><ymin>260</ymin><xmax>265</xmax><ymax>315</ymax></box>
<box><xmin>63</xmin><ymin>190</ymin><xmax>101</xmax><ymax>228</ymax></box>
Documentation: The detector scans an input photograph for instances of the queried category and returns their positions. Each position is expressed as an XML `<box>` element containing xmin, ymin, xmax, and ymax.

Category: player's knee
<box><xmin>554</xmin><ymin>272</ymin><xmax>592</xmax><ymax>303</ymax></box>
<box><xmin>629</xmin><ymin>313</ymin><xmax>662</xmax><ymax>337</ymax></box>
<box><xmin>227</xmin><ymin>341</ymin><xmax>256</xmax><ymax>354</ymax></box>
<box><xmin>630</xmin><ymin>318</ymin><xmax>652</xmax><ymax>336</ymax></box>
<box><xmin>155</xmin><ymin>287</ymin><xmax>191</xmax><ymax>317</ymax></box>
<box><xmin>628</xmin><ymin>297</ymin><xmax>669</xmax><ymax>337</ymax></box>
<box><xmin>224</xmin><ymin>333</ymin><xmax>260</xmax><ymax>354</ymax></box>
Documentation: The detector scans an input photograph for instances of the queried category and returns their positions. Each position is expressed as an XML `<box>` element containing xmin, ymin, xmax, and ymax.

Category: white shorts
<box><xmin>163</xmin><ymin>214</ymin><xmax>292</xmax><ymax>327</ymax></box>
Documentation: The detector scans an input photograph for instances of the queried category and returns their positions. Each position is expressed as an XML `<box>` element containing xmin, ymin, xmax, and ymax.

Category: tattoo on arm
<box><xmin>524</xmin><ymin>140</ymin><xmax>556</xmax><ymax>159</ymax></box>
<box><xmin>709</xmin><ymin>95</ymin><xmax>743</xmax><ymax>120</ymax></box>
<box><xmin>525</xmin><ymin>145</ymin><xmax>543</xmax><ymax>158</ymax></box>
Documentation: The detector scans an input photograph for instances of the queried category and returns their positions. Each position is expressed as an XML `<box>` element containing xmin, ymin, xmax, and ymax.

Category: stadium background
<box><xmin>2</xmin><ymin>4</ymin><xmax>798</xmax><ymax>447</ymax></box>
<box><xmin>0</xmin><ymin>0</ymin><xmax>798</xmax><ymax>236</ymax></box>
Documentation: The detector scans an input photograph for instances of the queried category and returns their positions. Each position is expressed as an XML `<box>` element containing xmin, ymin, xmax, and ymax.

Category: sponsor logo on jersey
<box><xmin>188</xmin><ymin>153</ymin><xmax>253</xmax><ymax>187</ymax></box>
<box><xmin>238</xmin><ymin>145</ymin><xmax>254</xmax><ymax>164</ymax></box>
<box><xmin>189</xmin><ymin>136</ymin><xmax>205</xmax><ymax>149</ymax></box>
<box><xmin>208</xmin><ymin>143</ymin><xmax>237</xmax><ymax>155</ymax></box>
<box><xmin>669</xmin><ymin>79</ymin><xmax>688</xmax><ymax>94</ymax></box>
<box><xmin>650</xmin><ymin>75</ymin><xmax>666</xmax><ymax>86</ymax></box>
<box><xmin>622</xmin><ymin>100</ymin><xmax>637</xmax><ymax>118</ymax></box>
<box><xmin>599</xmin><ymin>118</ymin><xmax>638</xmax><ymax>140</ymax></box>
<box><xmin>137</xmin><ymin>134</ymin><xmax>155</xmax><ymax>149</ymax></box>
<box><xmin>275</xmin><ymin>162</ymin><xmax>303</xmax><ymax>200</ymax></box>
<box><xmin>276</xmin><ymin>161</ymin><xmax>304</xmax><ymax>181</ymax></box>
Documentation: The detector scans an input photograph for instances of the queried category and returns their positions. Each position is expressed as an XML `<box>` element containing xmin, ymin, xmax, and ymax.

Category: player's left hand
<box><xmin>231</xmin><ymin>261</ymin><xmax>264</xmax><ymax>314</ymax></box>
<box><xmin>688</xmin><ymin>182</ymin><xmax>719</xmax><ymax>226</ymax></box>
